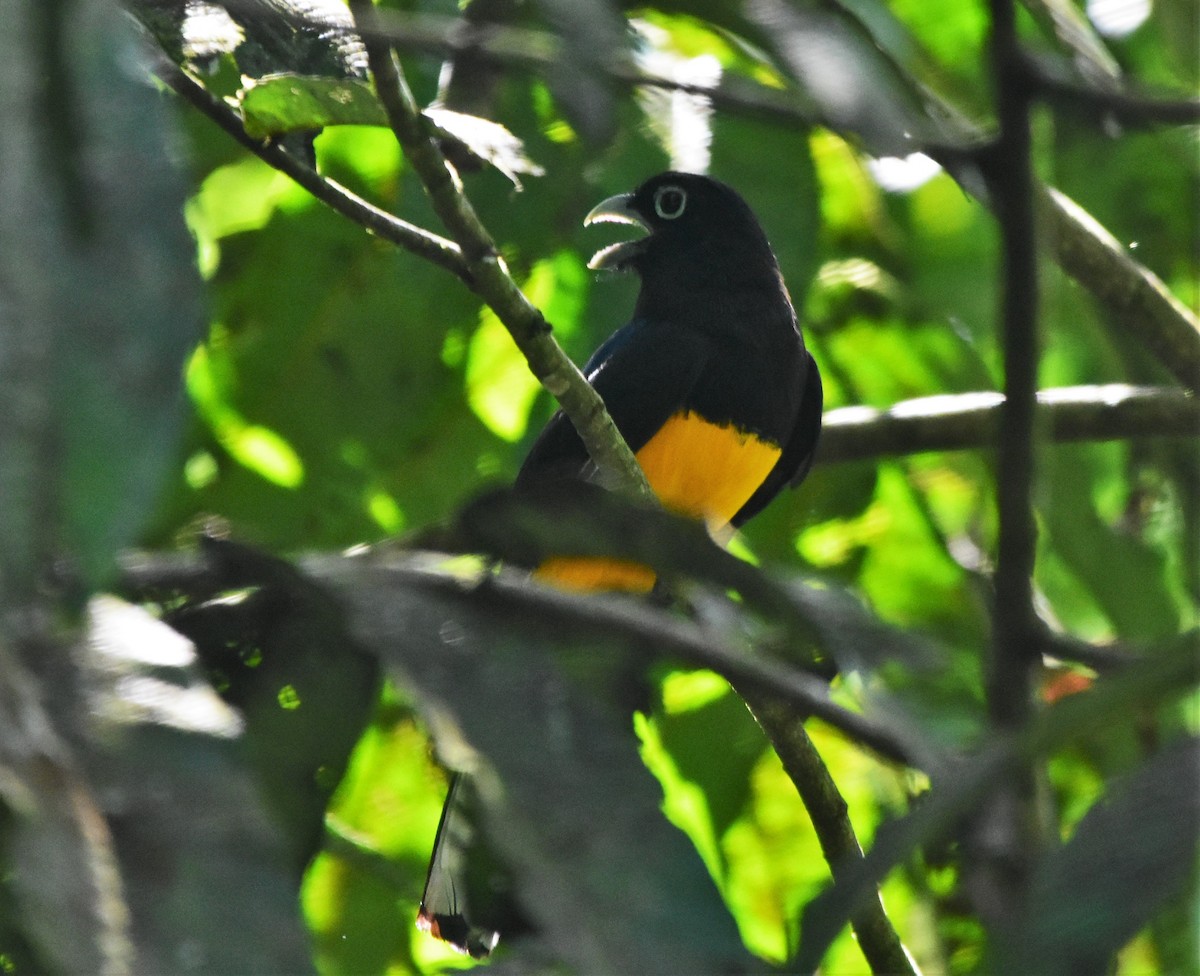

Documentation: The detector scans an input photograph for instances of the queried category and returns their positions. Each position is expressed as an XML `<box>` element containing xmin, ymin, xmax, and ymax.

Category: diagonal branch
<box><xmin>346</xmin><ymin>0</ymin><xmax>653</xmax><ymax>504</ymax></box>
<box><xmin>358</xmin><ymin>558</ymin><xmax>917</xmax><ymax>767</ymax></box>
<box><xmin>1041</xmin><ymin>188</ymin><xmax>1200</xmax><ymax>394</ymax></box>
<box><xmin>739</xmin><ymin>689</ymin><xmax>918</xmax><ymax>976</ymax></box>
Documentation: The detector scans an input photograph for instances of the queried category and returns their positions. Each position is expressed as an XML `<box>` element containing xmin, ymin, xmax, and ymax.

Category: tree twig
<box><xmin>738</xmin><ymin>689</ymin><xmax>918</xmax><ymax>976</ymax></box>
<box><xmin>817</xmin><ymin>384</ymin><xmax>1199</xmax><ymax>463</ymax></box>
<box><xmin>1023</xmin><ymin>50</ymin><xmax>1200</xmax><ymax>127</ymax></box>
<box><xmin>346</xmin><ymin>0</ymin><xmax>654</xmax><ymax>504</ymax></box>
<box><xmin>150</xmin><ymin>54</ymin><xmax>470</xmax><ymax>281</ymax></box>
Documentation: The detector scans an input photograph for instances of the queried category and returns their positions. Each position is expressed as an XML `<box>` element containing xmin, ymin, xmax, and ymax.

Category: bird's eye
<box><xmin>653</xmin><ymin>185</ymin><xmax>687</xmax><ymax>220</ymax></box>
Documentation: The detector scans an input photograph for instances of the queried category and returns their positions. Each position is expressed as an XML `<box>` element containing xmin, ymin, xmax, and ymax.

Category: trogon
<box><xmin>418</xmin><ymin>171</ymin><xmax>824</xmax><ymax>956</ymax></box>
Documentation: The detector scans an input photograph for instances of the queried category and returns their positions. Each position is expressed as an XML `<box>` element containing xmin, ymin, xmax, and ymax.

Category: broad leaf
<box><xmin>318</xmin><ymin>553</ymin><xmax>754</xmax><ymax>972</ymax></box>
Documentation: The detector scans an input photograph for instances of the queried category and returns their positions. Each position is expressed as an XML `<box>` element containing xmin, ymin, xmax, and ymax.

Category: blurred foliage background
<box><xmin>1</xmin><ymin>0</ymin><xmax>1197</xmax><ymax>973</ymax></box>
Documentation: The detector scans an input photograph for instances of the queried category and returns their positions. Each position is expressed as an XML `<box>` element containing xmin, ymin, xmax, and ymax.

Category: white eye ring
<box><xmin>653</xmin><ymin>185</ymin><xmax>687</xmax><ymax>220</ymax></box>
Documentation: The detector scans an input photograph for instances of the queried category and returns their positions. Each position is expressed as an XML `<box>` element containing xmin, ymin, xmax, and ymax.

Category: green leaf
<box><xmin>239</xmin><ymin>78</ymin><xmax>545</xmax><ymax>188</ymax></box>
<box><xmin>1042</xmin><ymin>445</ymin><xmax>1187</xmax><ymax>640</ymax></box>
<box><xmin>240</xmin><ymin>74</ymin><xmax>387</xmax><ymax>138</ymax></box>
<box><xmin>466</xmin><ymin>252</ymin><xmax>588</xmax><ymax>441</ymax></box>
<box><xmin>186</xmin><ymin>343</ymin><xmax>306</xmax><ymax>489</ymax></box>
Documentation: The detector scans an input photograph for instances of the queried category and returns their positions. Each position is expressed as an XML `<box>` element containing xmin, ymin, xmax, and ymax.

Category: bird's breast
<box><xmin>635</xmin><ymin>411</ymin><xmax>782</xmax><ymax>527</ymax></box>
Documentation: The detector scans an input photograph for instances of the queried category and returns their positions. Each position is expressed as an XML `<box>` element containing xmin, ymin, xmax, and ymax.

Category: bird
<box><xmin>418</xmin><ymin>171</ymin><xmax>823</xmax><ymax>956</ymax></box>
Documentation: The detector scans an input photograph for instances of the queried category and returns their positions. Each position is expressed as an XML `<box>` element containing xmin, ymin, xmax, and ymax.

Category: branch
<box><xmin>973</xmin><ymin>0</ymin><xmax>1042</xmax><ymax>927</ymax></box>
<box><xmin>1038</xmin><ymin>630</ymin><xmax>1143</xmax><ymax>673</ymax></box>
<box><xmin>1023</xmin><ymin>50</ymin><xmax>1200</xmax><ymax>127</ymax></box>
<box><xmin>816</xmin><ymin>384</ymin><xmax>1199</xmax><ymax>463</ymax></box>
<box><xmin>119</xmin><ymin>547</ymin><xmax>917</xmax><ymax>767</ymax></box>
<box><xmin>360</xmin><ymin>558</ymin><xmax>918</xmax><ymax>767</ymax></box>
<box><xmin>1041</xmin><ymin>188</ymin><xmax>1200</xmax><ymax>394</ymax></box>
<box><xmin>150</xmin><ymin>54</ymin><xmax>470</xmax><ymax>281</ymax></box>
<box><xmin>346</xmin><ymin>0</ymin><xmax>653</xmax><ymax>504</ymax></box>
<box><xmin>738</xmin><ymin>689</ymin><xmax>918</xmax><ymax>976</ymax></box>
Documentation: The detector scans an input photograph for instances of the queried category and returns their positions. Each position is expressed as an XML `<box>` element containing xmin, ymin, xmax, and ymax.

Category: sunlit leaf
<box><xmin>466</xmin><ymin>252</ymin><xmax>588</xmax><ymax>442</ymax></box>
<box><xmin>240</xmin><ymin>74</ymin><xmax>386</xmax><ymax>138</ymax></box>
<box><xmin>187</xmin><ymin>344</ymin><xmax>306</xmax><ymax>488</ymax></box>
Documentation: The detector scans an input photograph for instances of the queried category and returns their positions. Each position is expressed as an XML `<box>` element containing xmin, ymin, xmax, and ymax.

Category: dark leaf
<box><xmin>997</xmin><ymin>735</ymin><xmax>1200</xmax><ymax>975</ymax></box>
<box><xmin>224</xmin><ymin>0</ymin><xmax>367</xmax><ymax>80</ymax></box>
<box><xmin>317</xmin><ymin>554</ymin><xmax>754</xmax><ymax>972</ymax></box>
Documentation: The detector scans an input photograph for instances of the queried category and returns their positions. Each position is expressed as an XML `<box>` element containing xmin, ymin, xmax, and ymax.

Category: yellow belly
<box><xmin>536</xmin><ymin>412</ymin><xmax>782</xmax><ymax>592</ymax></box>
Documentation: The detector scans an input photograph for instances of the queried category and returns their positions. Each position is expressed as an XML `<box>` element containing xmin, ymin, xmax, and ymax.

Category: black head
<box><xmin>585</xmin><ymin>172</ymin><xmax>793</xmax><ymax>338</ymax></box>
<box><xmin>587</xmin><ymin>172</ymin><xmax>780</xmax><ymax>285</ymax></box>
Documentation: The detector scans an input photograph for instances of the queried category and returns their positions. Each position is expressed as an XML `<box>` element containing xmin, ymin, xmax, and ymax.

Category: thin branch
<box><xmin>738</xmin><ymin>689</ymin><xmax>918</xmax><ymax>976</ymax></box>
<box><xmin>1038</xmin><ymin>630</ymin><xmax>1144</xmax><ymax>673</ymax></box>
<box><xmin>817</xmin><ymin>384</ymin><xmax>1199</xmax><ymax>463</ymax></box>
<box><xmin>150</xmin><ymin>54</ymin><xmax>470</xmax><ymax>281</ymax></box>
<box><xmin>1023</xmin><ymin>50</ymin><xmax>1200</xmax><ymax>127</ymax></box>
<box><xmin>346</xmin><ymin>0</ymin><xmax>654</xmax><ymax>504</ymax></box>
<box><xmin>988</xmin><ymin>0</ymin><xmax>1042</xmax><ymax>722</ymax></box>
<box><xmin>1041</xmin><ymin>188</ymin><xmax>1200</xmax><ymax>395</ymax></box>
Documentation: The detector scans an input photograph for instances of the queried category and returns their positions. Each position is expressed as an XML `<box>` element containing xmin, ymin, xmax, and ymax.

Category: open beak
<box><xmin>584</xmin><ymin>192</ymin><xmax>649</xmax><ymax>271</ymax></box>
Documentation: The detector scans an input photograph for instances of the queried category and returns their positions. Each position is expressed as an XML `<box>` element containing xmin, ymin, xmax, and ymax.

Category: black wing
<box><xmin>731</xmin><ymin>352</ymin><xmax>823</xmax><ymax>527</ymax></box>
<box><xmin>518</xmin><ymin>318</ymin><xmax>712</xmax><ymax>486</ymax></box>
